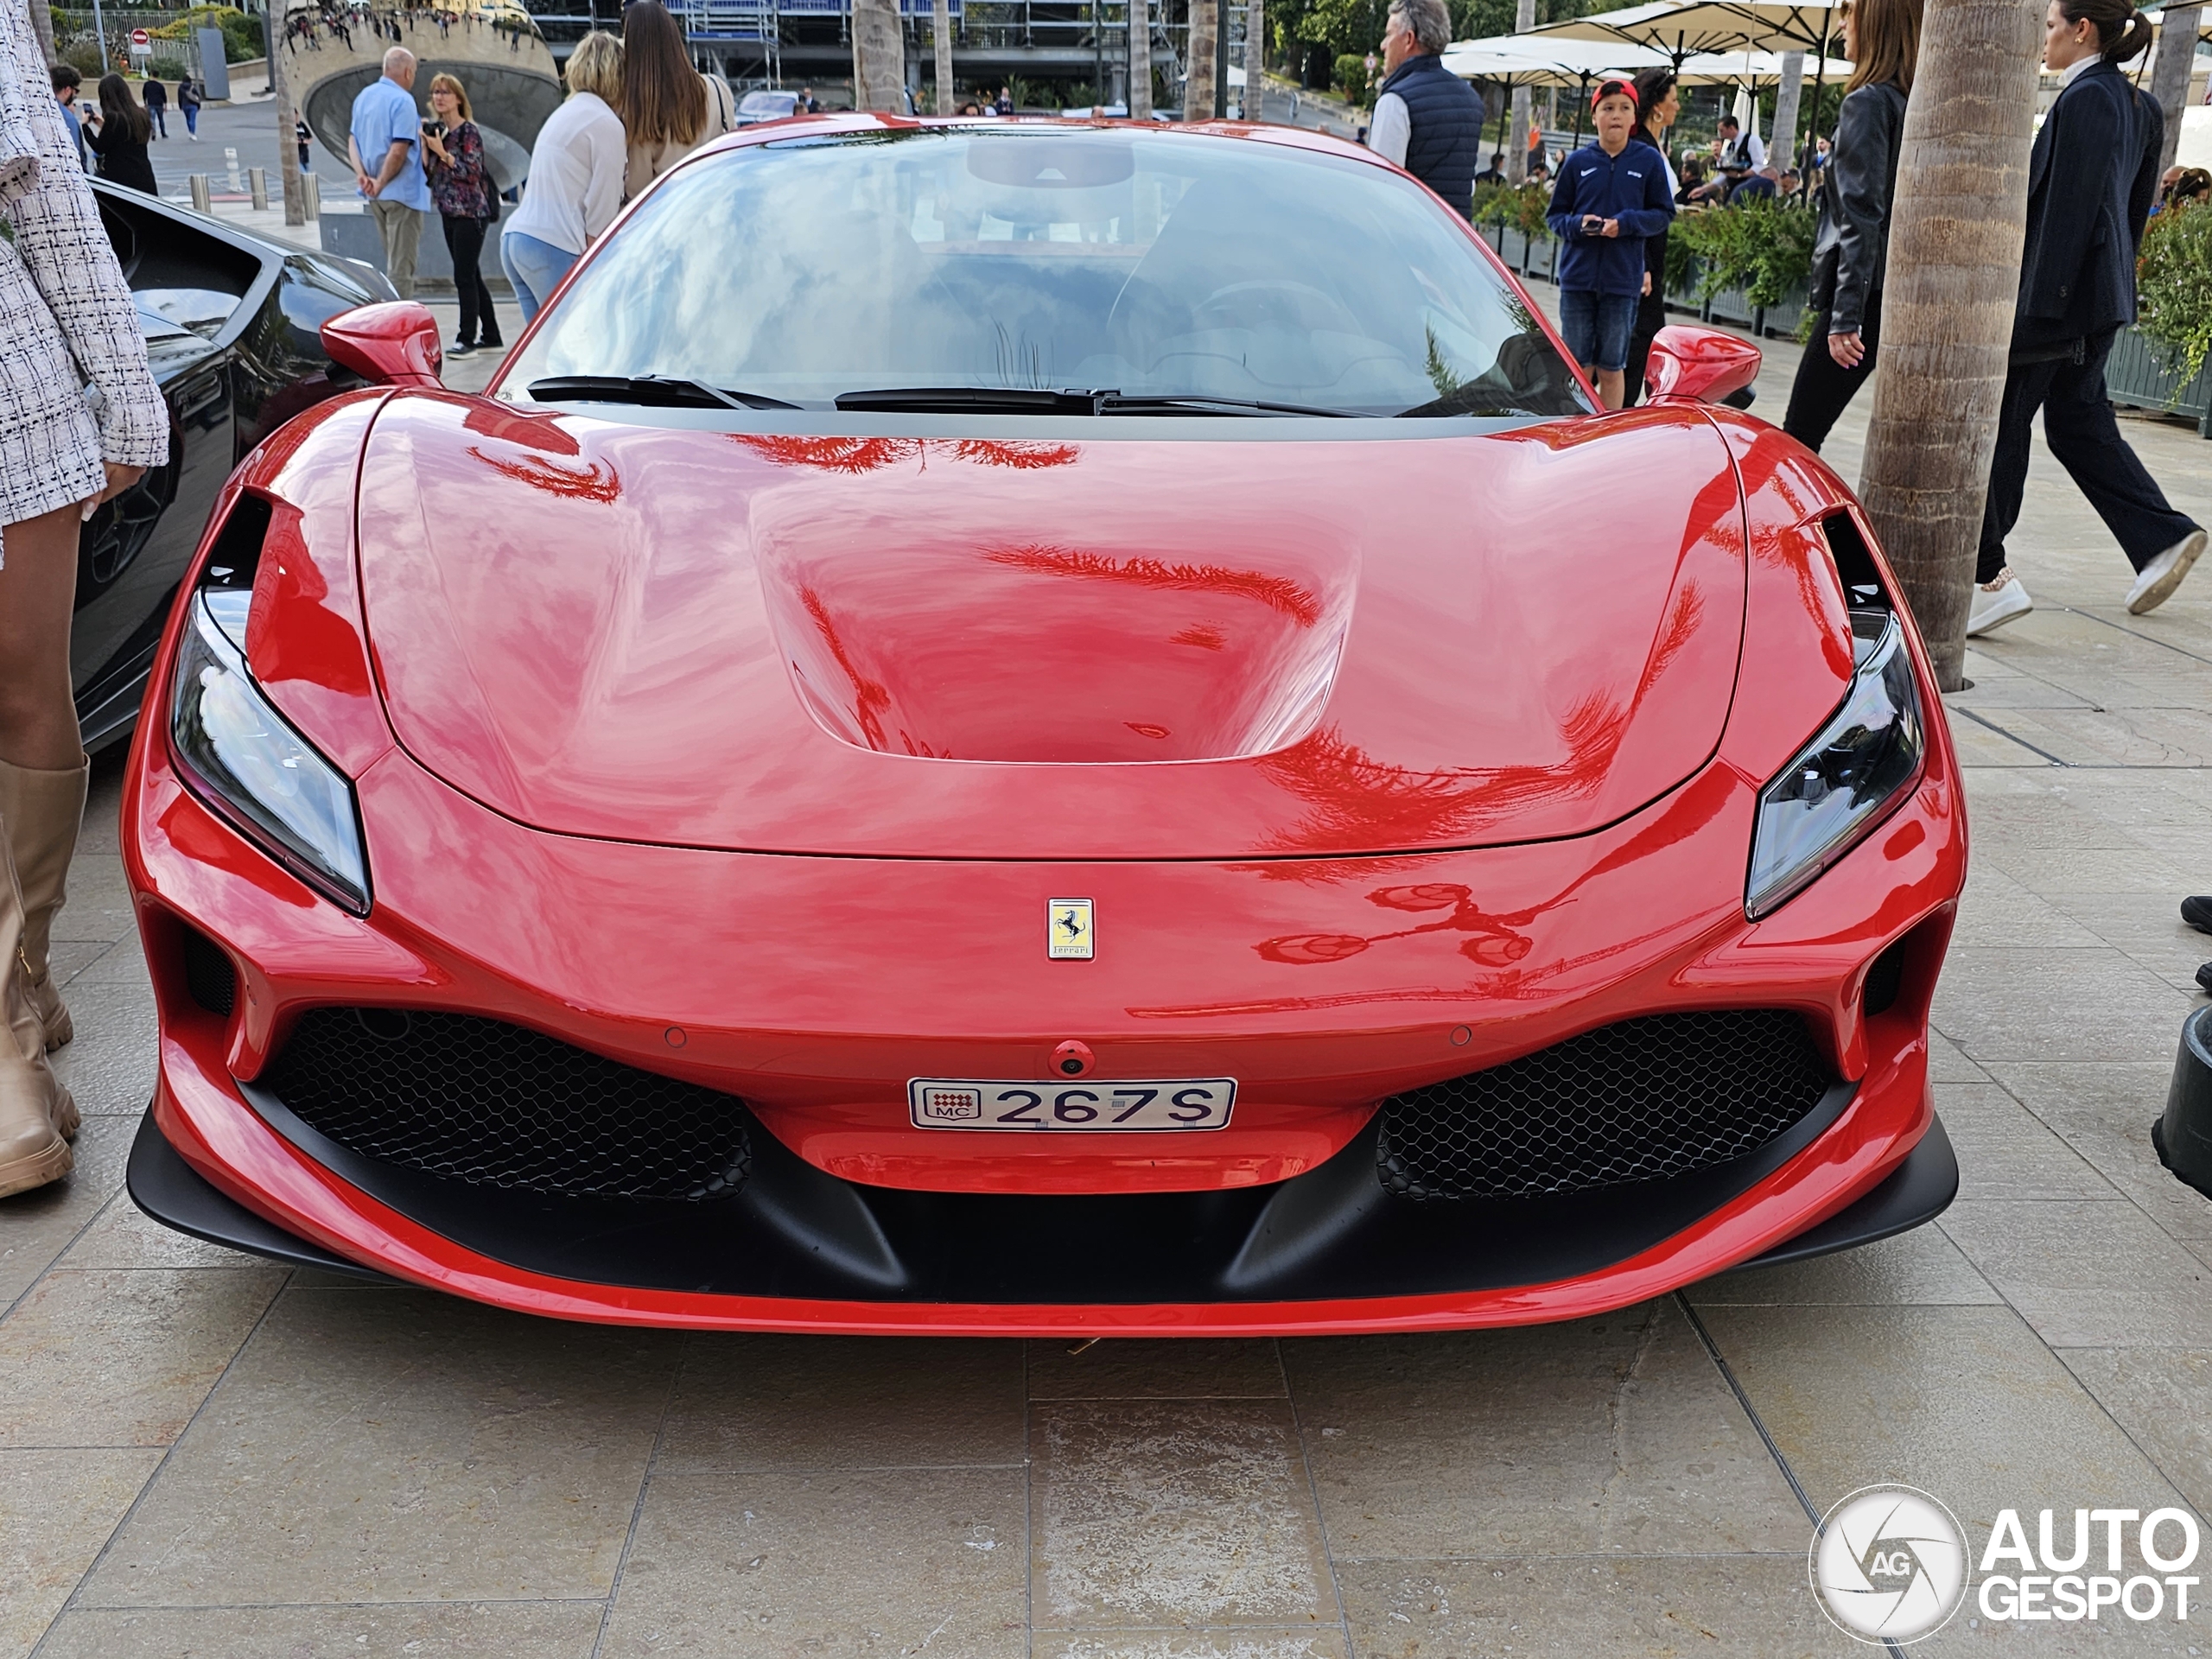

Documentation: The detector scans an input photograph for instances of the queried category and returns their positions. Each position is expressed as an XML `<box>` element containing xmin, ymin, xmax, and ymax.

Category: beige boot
<box><xmin>0</xmin><ymin>813</ymin><xmax>73</xmax><ymax>1198</ymax></box>
<box><xmin>0</xmin><ymin>756</ymin><xmax>89</xmax><ymax>1052</ymax></box>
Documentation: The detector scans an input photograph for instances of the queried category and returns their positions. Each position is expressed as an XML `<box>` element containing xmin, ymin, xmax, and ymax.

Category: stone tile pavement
<box><xmin>3</xmin><ymin>322</ymin><xmax>2210</xmax><ymax>1658</ymax></box>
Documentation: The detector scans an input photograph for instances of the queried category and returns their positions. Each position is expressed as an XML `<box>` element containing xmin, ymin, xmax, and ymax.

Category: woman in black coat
<box><xmin>1621</xmin><ymin>67</ymin><xmax>1679</xmax><ymax>407</ymax></box>
<box><xmin>84</xmin><ymin>73</ymin><xmax>157</xmax><ymax>194</ymax></box>
<box><xmin>1780</xmin><ymin>0</ymin><xmax>1919</xmax><ymax>451</ymax></box>
<box><xmin>1970</xmin><ymin>0</ymin><xmax>2205</xmax><ymax>633</ymax></box>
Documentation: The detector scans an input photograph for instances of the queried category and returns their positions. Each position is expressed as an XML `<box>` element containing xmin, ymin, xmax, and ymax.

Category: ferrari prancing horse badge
<box><xmin>1048</xmin><ymin>898</ymin><xmax>1094</xmax><ymax>960</ymax></box>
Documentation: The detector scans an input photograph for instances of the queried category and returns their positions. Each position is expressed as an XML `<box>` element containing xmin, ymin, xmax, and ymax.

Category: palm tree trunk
<box><xmin>851</xmin><ymin>0</ymin><xmax>905</xmax><ymax>111</ymax></box>
<box><xmin>931</xmin><ymin>0</ymin><xmax>954</xmax><ymax>112</ymax></box>
<box><xmin>30</xmin><ymin>0</ymin><xmax>55</xmax><ymax>67</ymax></box>
<box><xmin>1854</xmin><ymin>0</ymin><xmax>2042</xmax><ymax>690</ymax></box>
<box><xmin>1128</xmin><ymin>0</ymin><xmax>1152</xmax><ymax>117</ymax></box>
<box><xmin>1243</xmin><ymin>0</ymin><xmax>1262</xmax><ymax>118</ymax></box>
<box><xmin>271</xmin><ymin>20</ymin><xmax>305</xmax><ymax>226</ymax></box>
<box><xmin>1186</xmin><ymin>0</ymin><xmax>1216</xmax><ymax>118</ymax></box>
<box><xmin>1505</xmin><ymin>0</ymin><xmax>1533</xmax><ymax>182</ymax></box>
<box><xmin>2150</xmin><ymin>7</ymin><xmax>2201</xmax><ymax>175</ymax></box>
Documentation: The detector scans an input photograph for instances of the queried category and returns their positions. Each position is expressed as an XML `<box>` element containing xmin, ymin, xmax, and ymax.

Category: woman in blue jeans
<box><xmin>500</xmin><ymin>30</ymin><xmax>626</xmax><ymax>321</ymax></box>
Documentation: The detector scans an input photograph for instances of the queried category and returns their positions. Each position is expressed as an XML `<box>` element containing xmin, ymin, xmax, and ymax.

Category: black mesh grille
<box><xmin>181</xmin><ymin>927</ymin><xmax>237</xmax><ymax>1017</ymax></box>
<box><xmin>1377</xmin><ymin>1009</ymin><xmax>1833</xmax><ymax>1200</ymax></box>
<box><xmin>263</xmin><ymin>1008</ymin><xmax>751</xmax><ymax>1201</ymax></box>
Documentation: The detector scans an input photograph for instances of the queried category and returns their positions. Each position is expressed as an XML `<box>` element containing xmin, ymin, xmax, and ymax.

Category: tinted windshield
<box><xmin>739</xmin><ymin>91</ymin><xmax>797</xmax><ymax>116</ymax></box>
<box><xmin>502</xmin><ymin>127</ymin><xmax>1590</xmax><ymax>418</ymax></box>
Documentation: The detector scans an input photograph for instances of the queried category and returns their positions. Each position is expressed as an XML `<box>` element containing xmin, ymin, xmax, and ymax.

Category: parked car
<box><xmin>74</xmin><ymin>181</ymin><xmax>397</xmax><ymax>753</ymax></box>
<box><xmin>126</xmin><ymin>118</ymin><xmax>1964</xmax><ymax>1335</ymax></box>
<box><xmin>733</xmin><ymin>88</ymin><xmax>800</xmax><ymax>125</ymax></box>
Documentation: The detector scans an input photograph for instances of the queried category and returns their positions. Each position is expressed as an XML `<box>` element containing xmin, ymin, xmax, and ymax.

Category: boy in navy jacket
<box><xmin>1546</xmin><ymin>79</ymin><xmax>1675</xmax><ymax>407</ymax></box>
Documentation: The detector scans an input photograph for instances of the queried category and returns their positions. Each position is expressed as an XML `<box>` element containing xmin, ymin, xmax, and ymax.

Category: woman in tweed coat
<box><xmin>0</xmin><ymin>0</ymin><xmax>170</xmax><ymax>1198</ymax></box>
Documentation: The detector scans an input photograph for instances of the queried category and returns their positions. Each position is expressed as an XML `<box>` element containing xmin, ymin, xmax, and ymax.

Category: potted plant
<box><xmin>2111</xmin><ymin>200</ymin><xmax>2212</xmax><ymax>438</ymax></box>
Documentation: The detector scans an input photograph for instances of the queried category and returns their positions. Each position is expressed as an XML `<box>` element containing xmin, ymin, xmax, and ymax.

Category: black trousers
<box><xmin>1976</xmin><ymin>328</ymin><xmax>2199</xmax><ymax>583</ymax></box>
<box><xmin>441</xmin><ymin>214</ymin><xmax>500</xmax><ymax>347</ymax></box>
<box><xmin>1622</xmin><ymin>287</ymin><xmax>1668</xmax><ymax>406</ymax></box>
<box><xmin>1782</xmin><ymin>305</ymin><xmax>1880</xmax><ymax>454</ymax></box>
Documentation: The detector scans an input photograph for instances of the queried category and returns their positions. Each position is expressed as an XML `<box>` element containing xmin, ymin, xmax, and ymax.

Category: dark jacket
<box><xmin>2014</xmin><ymin>58</ymin><xmax>2163</xmax><ymax>349</ymax></box>
<box><xmin>1808</xmin><ymin>80</ymin><xmax>1907</xmax><ymax>334</ymax></box>
<box><xmin>86</xmin><ymin>119</ymin><xmax>157</xmax><ymax>194</ymax></box>
<box><xmin>1376</xmin><ymin>54</ymin><xmax>1485</xmax><ymax>218</ymax></box>
<box><xmin>141</xmin><ymin>79</ymin><xmax>167</xmax><ymax>111</ymax></box>
<box><xmin>1546</xmin><ymin>137</ymin><xmax>1674</xmax><ymax>296</ymax></box>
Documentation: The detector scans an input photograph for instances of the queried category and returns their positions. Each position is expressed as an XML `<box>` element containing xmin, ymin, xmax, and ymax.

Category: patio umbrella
<box><xmin>1527</xmin><ymin>0</ymin><xmax>1849</xmax><ymax>178</ymax></box>
<box><xmin>1440</xmin><ymin>35</ymin><xmax>1672</xmax><ymax>151</ymax></box>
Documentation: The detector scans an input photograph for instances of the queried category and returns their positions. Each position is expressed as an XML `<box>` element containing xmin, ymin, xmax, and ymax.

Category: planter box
<box><xmin>2105</xmin><ymin>326</ymin><xmax>2212</xmax><ymax>438</ymax></box>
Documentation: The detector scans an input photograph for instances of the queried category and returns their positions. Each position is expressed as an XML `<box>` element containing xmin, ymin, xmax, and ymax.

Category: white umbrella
<box><xmin>1440</xmin><ymin>35</ymin><xmax>1671</xmax><ymax>84</ymax></box>
<box><xmin>1526</xmin><ymin>0</ymin><xmax>1848</xmax><ymax>62</ymax></box>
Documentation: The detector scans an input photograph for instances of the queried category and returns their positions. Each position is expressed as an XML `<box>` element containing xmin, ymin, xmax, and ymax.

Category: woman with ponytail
<box><xmin>1970</xmin><ymin>0</ymin><xmax>2204</xmax><ymax>633</ymax></box>
<box><xmin>1781</xmin><ymin>0</ymin><xmax>1920</xmax><ymax>449</ymax></box>
<box><xmin>1621</xmin><ymin>66</ymin><xmax>1679</xmax><ymax>405</ymax></box>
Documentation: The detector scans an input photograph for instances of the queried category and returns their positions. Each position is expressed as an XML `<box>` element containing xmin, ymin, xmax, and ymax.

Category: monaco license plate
<box><xmin>907</xmin><ymin>1078</ymin><xmax>1236</xmax><ymax>1132</ymax></box>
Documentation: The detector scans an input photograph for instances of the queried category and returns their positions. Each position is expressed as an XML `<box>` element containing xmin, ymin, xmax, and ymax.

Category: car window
<box><xmin>503</xmin><ymin>128</ymin><xmax>1589</xmax><ymax>419</ymax></box>
<box><xmin>739</xmin><ymin>91</ymin><xmax>798</xmax><ymax>117</ymax></box>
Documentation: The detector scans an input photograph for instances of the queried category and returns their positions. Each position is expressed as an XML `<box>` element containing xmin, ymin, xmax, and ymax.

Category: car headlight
<box><xmin>171</xmin><ymin>589</ymin><xmax>371</xmax><ymax>913</ymax></box>
<box><xmin>1745</xmin><ymin>609</ymin><xmax>1924</xmax><ymax>920</ymax></box>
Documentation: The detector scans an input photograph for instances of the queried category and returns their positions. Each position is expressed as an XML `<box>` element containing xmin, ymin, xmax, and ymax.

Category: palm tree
<box><xmin>931</xmin><ymin>0</ymin><xmax>954</xmax><ymax>112</ymax></box>
<box><xmin>1130</xmin><ymin>0</ymin><xmax>1153</xmax><ymax>117</ymax></box>
<box><xmin>1187</xmin><ymin>0</ymin><xmax>1217</xmax><ymax>118</ymax></box>
<box><xmin>1855</xmin><ymin>0</ymin><xmax>2043</xmax><ymax>690</ymax></box>
<box><xmin>850</xmin><ymin>0</ymin><xmax>905</xmax><ymax>111</ymax></box>
<box><xmin>2150</xmin><ymin>6</ymin><xmax>2202</xmax><ymax>174</ymax></box>
<box><xmin>1243</xmin><ymin>0</ymin><xmax>1263</xmax><ymax>118</ymax></box>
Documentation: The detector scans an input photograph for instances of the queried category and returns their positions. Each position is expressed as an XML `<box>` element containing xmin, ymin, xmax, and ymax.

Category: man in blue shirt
<box><xmin>347</xmin><ymin>47</ymin><xmax>433</xmax><ymax>298</ymax></box>
<box><xmin>50</xmin><ymin>64</ymin><xmax>87</xmax><ymax>170</ymax></box>
<box><xmin>1547</xmin><ymin>79</ymin><xmax>1674</xmax><ymax>409</ymax></box>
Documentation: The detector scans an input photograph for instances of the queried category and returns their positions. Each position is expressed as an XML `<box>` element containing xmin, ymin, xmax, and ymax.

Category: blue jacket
<box><xmin>1546</xmin><ymin>138</ymin><xmax>1674</xmax><ymax>297</ymax></box>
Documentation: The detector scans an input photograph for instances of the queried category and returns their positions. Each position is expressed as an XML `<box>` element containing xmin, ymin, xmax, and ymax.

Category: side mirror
<box><xmin>321</xmin><ymin>301</ymin><xmax>444</xmax><ymax>389</ymax></box>
<box><xmin>1644</xmin><ymin>325</ymin><xmax>1761</xmax><ymax>406</ymax></box>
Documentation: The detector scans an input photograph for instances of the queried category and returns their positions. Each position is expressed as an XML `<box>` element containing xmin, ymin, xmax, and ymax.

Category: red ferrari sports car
<box><xmin>124</xmin><ymin>116</ymin><xmax>1964</xmax><ymax>1335</ymax></box>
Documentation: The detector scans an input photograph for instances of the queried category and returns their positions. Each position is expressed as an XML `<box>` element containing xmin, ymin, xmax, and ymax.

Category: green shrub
<box><xmin>146</xmin><ymin>55</ymin><xmax>188</xmax><ymax>81</ymax></box>
<box><xmin>1471</xmin><ymin>179</ymin><xmax>1552</xmax><ymax>239</ymax></box>
<box><xmin>1332</xmin><ymin>53</ymin><xmax>1371</xmax><ymax>105</ymax></box>
<box><xmin>1670</xmin><ymin>198</ymin><xmax>1816</xmax><ymax>308</ymax></box>
<box><xmin>154</xmin><ymin>6</ymin><xmax>265</xmax><ymax>64</ymax></box>
<box><xmin>60</xmin><ymin>36</ymin><xmax>105</xmax><ymax>76</ymax></box>
<box><xmin>2136</xmin><ymin>199</ymin><xmax>2212</xmax><ymax>387</ymax></box>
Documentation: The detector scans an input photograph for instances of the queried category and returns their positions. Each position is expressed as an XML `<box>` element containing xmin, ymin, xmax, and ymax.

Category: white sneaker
<box><xmin>1967</xmin><ymin>573</ymin><xmax>2033</xmax><ymax>638</ymax></box>
<box><xmin>2125</xmin><ymin>527</ymin><xmax>2206</xmax><ymax>615</ymax></box>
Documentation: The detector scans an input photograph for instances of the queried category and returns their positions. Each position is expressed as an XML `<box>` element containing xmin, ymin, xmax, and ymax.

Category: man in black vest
<box><xmin>1368</xmin><ymin>0</ymin><xmax>1485</xmax><ymax>218</ymax></box>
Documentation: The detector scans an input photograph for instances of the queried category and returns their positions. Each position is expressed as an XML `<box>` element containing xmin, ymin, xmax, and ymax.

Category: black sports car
<box><xmin>73</xmin><ymin>181</ymin><xmax>397</xmax><ymax>753</ymax></box>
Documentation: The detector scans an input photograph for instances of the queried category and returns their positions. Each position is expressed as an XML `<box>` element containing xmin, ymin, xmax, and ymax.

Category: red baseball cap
<box><xmin>1592</xmin><ymin>78</ymin><xmax>1639</xmax><ymax>111</ymax></box>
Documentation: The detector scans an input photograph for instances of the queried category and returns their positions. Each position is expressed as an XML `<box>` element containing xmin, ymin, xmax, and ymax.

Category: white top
<box><xmin>1722</xmin><ymin>128</ymin><xmax>1767</xmax><ymax>170</ymax></box>
<box><xmin>0</xmin><ymin>0</ymin><xmax>168</xmax><ymax>566</ymax></box>
<box><xmin>1370</xmin><ymin>92</ymin><xmax>1410</xmax><ymax>167</ymax></box>
<box><xmin>504</xmin><ymin>92</ymin><xmax>626</xmax><ymax>257</ymax></box>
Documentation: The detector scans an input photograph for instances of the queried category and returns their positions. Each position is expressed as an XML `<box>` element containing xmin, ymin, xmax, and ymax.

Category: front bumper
<box><xmin>126</xmin><ymin>698</ymin><xmax>1963</xmax><ymax>1333</ymax></box>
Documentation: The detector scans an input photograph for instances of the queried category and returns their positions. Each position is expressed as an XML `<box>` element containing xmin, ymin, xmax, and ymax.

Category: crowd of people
<box><xmin>48</xmin><ymin>64</ymin><xmax>203</xmax><ymax>188</ymax></box>
<box><xmin>346</xmin><ymin>0</ymin><xmax>745</xmax><ymax>332</ymax></box>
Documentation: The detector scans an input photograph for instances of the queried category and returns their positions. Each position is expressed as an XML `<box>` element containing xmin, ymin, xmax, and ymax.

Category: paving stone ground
<box><xmin>3</xmin><ymin>311</ymin><xmax>2210</xmax><ymax>1658</ymax></box>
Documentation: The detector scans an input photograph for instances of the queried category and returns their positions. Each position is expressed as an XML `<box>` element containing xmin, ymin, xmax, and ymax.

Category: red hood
<box><xmin>353</xmin><ymin>396</ymin><xmax>1745</xmax><ymax>860</ymax></box>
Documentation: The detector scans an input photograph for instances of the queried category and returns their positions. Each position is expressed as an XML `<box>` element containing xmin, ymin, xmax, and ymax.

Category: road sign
<box><xmin>130</xmin><ymin>27</ymin><xmax>148</xmax><ymax>44</ymax></box>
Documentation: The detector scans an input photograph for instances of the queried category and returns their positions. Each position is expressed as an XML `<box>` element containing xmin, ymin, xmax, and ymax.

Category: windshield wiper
<box><xmin>834</xmin><ymin>387</ymin><xmax>1109</xmax><ymax>415</ymax></box>
<box><xmin>527</xmin><ymin>375</ymin><xmax>799</xmax><ymax>410</ymax></box>
<box><xmin>832</xmin><ymin>386</ymin><xmax>1369</xmax><ymax>418</ymax></box>
<box><xmin>1098</xmin><ymin>392</ymin><xmax>1370</xmax><ymax>419</ymax></box>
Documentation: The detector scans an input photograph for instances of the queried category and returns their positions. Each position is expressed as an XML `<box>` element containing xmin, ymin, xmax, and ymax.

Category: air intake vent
<box><xmin>181</xmin><ymin>927</ymin><xmax>237</xmax><ymax>1016</ymax></box>
<box><xmin>1377</xmin><ymin>1009</ymin><xmax>1833</xmax><ymax>1200</ymax></box>
<box><xmin>264</xmin><ymin>1008</ymin><xmax>752</xmax><ymax>1201</ymax></box>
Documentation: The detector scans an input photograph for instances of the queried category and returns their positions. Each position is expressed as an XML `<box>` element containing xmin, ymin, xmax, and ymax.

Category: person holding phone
<box><xmin>421</xmin><ymin>73</ymin><xmax>502</xmax><ymax>356</ymax></box>
<box><xmin>82</xmin><ymin>73</ymin><xmax>156</xmax><ymax>194</ymax></box>
<box><xmin>0</xmin><ymin>0</ymin><xmax>171</xmax><ymax>1196</ymax></box>
<box><xmin>1546</xmin><ymin>78</ymin><xmax>1674</xmax><ymax>409</ymax></box>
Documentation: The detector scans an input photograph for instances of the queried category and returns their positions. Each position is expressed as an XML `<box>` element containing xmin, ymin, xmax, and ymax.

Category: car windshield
<box><xmin>739</xmin><ymin>91</ymin><xmax>797</xmax><ymax>117</ymax></box>
<box><xmin>502</xmin><ymin>127</ymin><xmax>1590</xmax><ymax>419</ymax></box>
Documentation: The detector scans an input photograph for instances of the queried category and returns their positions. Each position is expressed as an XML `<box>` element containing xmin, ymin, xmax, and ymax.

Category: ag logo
<box><xmin>1810</xmin><ymin>1484</ymin><xmax>1970</xmax><ymax>1644</ymax></box>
